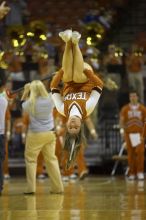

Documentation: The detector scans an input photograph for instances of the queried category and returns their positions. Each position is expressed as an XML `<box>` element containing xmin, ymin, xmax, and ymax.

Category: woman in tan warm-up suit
<box><xmin>21</xmin><ymin>80</ymin><xmax>64</xmax><ymax>194</ymax></box>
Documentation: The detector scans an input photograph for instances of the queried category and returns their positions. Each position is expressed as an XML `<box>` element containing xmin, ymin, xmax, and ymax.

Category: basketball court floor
<box><xmin>0</xmin><ymin>176</ymin><xmax>146</xmax><ymax>220</ymax></box>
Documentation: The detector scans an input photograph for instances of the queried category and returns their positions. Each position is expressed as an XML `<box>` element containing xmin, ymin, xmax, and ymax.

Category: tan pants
<box><xmin>25</xmin><ymin>131</ymin><xmax>64</xmax><ymax>193</ymax></box>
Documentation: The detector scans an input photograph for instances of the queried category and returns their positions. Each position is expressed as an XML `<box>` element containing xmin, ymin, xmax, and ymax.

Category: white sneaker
<box><xmin>128</xmin><ymin>175</ymin><xmax>136</xmax><ymax>180</ymax></box>
<box><xmin>4</xmin><ymin>174</ymin><xmax>11</xmax><ymax>179</ymax></box>
<box><xmin>62</xmin><ymin>176</ymin><xmax>69</xmax><ymax>182</ymax></box>
<box><xmin>37</xmin><ymin>174</ymin><xmax>46</xmax><ymax>179</ymax></box>
<box><xmin>59</xmin><ymin>29</ymin><xmax>72</xmax><ymax>42</ymax></box>
<box><xmin>69</xmin><ymin>174</ymin><xmax>77</xmax><ymax>180</ymax></box>
<box><xmin>137</xmin><ymin>173</ymin><xmax>144</xmax><ymax>180</ymax></box>
<box><xmin>72</xmin><ymin>31</ymin><xmax>81</xmax><ymax>44</ymax></box>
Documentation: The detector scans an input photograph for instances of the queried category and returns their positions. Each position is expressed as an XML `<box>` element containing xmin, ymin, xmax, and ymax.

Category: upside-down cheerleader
<box><xmin>50</xmin><ymin>30</ymin><xmax>103</xmax><ymax>167</ymax></box>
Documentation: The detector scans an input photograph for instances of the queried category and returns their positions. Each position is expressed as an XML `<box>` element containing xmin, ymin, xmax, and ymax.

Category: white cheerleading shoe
<box><xmin>128</xmin><ymin>175</ymin><xmax>136</xmax><ymax>181</ymax></box>
<box><xmin>137</xmin><ymin>172</ymin><xmax>144</xmax><ymax>180</ymax></box>
<box><xmin>59</xmin><ymin>29</ymin><xmax>72</xmax><ymax>42</ymax></box>
<box><xmin>72</xmin><ymin>31</ymin><xmax>81</xmax><ymax>44</ymax></box>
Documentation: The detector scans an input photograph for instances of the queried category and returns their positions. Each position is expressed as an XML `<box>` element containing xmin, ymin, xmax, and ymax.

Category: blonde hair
<box><xmin>25</xmin><ymin>80</ymin><xmax>49</xmax><ymax>115</ymax></box>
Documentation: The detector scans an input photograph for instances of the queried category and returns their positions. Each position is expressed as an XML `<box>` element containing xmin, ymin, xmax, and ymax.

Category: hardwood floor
<box><xmin>0</xmin><ymin>176</ymin><xmax>146</xmax><ymax>220</ymax></box>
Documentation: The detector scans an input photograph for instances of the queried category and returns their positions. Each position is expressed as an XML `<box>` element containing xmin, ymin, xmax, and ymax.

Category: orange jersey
<box><xmin>120</xmin><ymin>104</ymin><xmax>146</xmax><ymax>133</ymax></box>
<box><xmin>127</xmin><ymin>55</ymin><xmax>143</xmax><ymax>73</ymax></box>
<box><xmin>51</xmin><ymin>68</ymin><xmax>103</xmax><ymax>120</ymax></box>
<box><xmin>106</xmin><ymin>55</ymin><xmax>122</xmax><ymax>65</ymax></box>
<box><xmin>63</xmin><ymin>70</ymin><xmax>103</xmax><ymax>120</ymax></box>
<box><xmin>64</xmin><ymin>92</ymin><xmax>89</xmax><ymax>120</ymax></box>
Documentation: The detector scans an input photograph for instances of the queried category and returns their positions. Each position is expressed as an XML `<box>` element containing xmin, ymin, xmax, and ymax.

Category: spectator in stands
<box><xmin>0</xmin><ymin>1</ymin><xmax>10</xmax><ymax>20</ymax></box>
<box><xmin>126</xmin><ymin>45</ymin><xmax>144</xmax><ymax>103</ymax></box>
<box><xmin>80</xmin><ymin>7</ymin><xmax>114</xmax><ymax>30</ymax></box>
<box><xmin>103</xmin><ymin>44</ymin><xmax>123</xmax><ymax>89</ymax></box>
<box><xmin>7</xmin><ymin>54</ymin><xmax>25</xmax><ymax>90</ymax></box>
<box><xmin>119</xmin><ymin>90</ymin><xmax>146</xmax><ymax>180</ymax></box>
<box><xmin>98</xmin><ymin>7</ymin><xmax>114</xmax><ymax>29</ymax></box>
<box><xmin>38</xmin><ymin>56</ymin><xmax>57</xmax><ymax>89</ymax></box>
<box><xmin>81</xmin><ymin>9</ymin><xmax>100</xmax><ymax>24</ymax></box>
<box><xmin>5</xmin><ymin>0</ymin><xmax>28</xmax><ymax>26</ymax></box>
<box><xmin>21</xmin><ymin>80</ymin><xmax>64</xmax><ymax>194</ymax></box>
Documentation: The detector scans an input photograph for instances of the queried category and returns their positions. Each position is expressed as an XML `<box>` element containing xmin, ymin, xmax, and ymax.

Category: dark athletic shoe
<box><xmin>23</xmin><ymin>192</ymin><xmax>35</xmax><ymax>195</ymax></box>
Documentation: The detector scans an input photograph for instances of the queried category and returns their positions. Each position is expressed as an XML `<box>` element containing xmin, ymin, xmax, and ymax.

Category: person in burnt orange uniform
<box><xmin>50</xmin><ymin>30</ymin><xmax>103</xmax><ymax>167</ymax></box>
<box><xmin>120</xmin><ymin>90</ymin><xmax>146</xmax><ymax>180</ymax></box>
